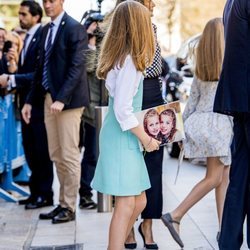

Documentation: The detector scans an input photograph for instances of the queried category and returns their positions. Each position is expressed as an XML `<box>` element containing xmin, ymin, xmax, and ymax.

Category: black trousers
<box><xmin>219</xmin><ymin>114</ymin><xmax>250</xmax><ymax>249</ymax></box>
<box><xmin>141</xmin><ymin>77</ymin><xmax>164</xmax><ymax>219</ymax></box>
<box><xmin>21</xmin><ymin>115</ymin><xmax>53</xmax><ymax>199</ymax></box>
<box><xmin>79</xmin><ymin>122</ymin><xmax>97</xmax><ymax>197</ymax></box>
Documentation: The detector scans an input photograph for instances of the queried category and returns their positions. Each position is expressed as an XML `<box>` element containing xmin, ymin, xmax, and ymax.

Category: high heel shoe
<box><xmin>138</xmin><ymin>222</ymin><xmax>159</xmax><ymax>249</ymax></box>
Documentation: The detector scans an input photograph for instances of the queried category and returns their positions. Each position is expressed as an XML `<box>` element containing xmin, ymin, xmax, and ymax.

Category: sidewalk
<box><xmin>0</xmin><ymin>149</ymin><xmax>248</xmax><ymax>250</ymax></box>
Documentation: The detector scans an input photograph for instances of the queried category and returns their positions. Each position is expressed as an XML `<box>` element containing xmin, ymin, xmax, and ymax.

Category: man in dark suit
<box><xmin>22</xmin><ymin>0</ymin><xmax>89</xmax><ymax>224</ymax></box>
<box><xmin>0</xmin><ymin>0</ymin><xmax>54</xmax><ymax>209</ymax></box>
<box><xmin>214</xmin><ymin>0</ymin><xmax>250</xmax><ymax>249</ymax></box>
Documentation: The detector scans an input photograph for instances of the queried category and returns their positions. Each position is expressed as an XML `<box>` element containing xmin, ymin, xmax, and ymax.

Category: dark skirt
<box><xmin>141</xmin><ymin>77</ymin><xmax>164</xmax><ymax>219</ymax></box>
<box><xmin>142</xmin><ymin>78</ymin><xmax>163</xmax><ymax>109</ymax></box>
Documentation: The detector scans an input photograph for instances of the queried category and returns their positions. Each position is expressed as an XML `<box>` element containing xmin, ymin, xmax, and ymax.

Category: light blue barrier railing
<box><xmin>0</xmin><ymin>94</ymin><xmax>30</xmax><ymax>202</ymax></box>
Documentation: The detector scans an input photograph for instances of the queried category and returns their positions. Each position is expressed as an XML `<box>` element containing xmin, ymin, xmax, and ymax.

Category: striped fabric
<box><xmin>42</xmin><ymin>22</ymin><xmax>54</xmax><ymax>91</ymax></box>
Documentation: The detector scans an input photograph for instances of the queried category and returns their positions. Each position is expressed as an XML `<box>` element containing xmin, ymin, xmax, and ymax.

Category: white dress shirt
<box><xmin>45</xmin><ymin>11</ymin><xmax>65</xmax><ymax>48</ymax></box>
<box><xmin>105</xmin><ymin>55</ymin><xmax>143</xmax><ymax>131</ymax></box>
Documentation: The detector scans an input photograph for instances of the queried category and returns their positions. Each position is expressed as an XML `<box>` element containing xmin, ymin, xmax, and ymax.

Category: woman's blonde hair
<box><xmin>97</xmin><ymin>1</ymin><xmax>155</xmax><ymax>79</ymax></box>
<box><xmin>195</xmin><ymin>18</ymin><xmax>224</xmax><ymax>81</ymax></box>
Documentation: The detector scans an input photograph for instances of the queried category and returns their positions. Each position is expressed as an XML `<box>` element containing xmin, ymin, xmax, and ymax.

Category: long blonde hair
<box><xmin>195</xmin><ymin>18</ymin><xmax>224</xmax><ymax>81</ymax></box>
<box><xmin>97</xmin><ymin>1</ymin><xmax>155</xmax><ymax>79</ymax></box>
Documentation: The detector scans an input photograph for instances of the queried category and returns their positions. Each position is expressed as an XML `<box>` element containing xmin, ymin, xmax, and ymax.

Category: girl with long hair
<box><xmin>161</xmin><ymin>18</ymin><xmax>233</xmax><ymax>248</ymax></box>
<box><xmin>91</xmin><ymin>2</ymin><xmax>161</xmax><ymax>250</ymax></box>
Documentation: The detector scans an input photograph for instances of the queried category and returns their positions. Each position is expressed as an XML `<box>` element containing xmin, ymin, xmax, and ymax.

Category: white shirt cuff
<box><xmin>88</xmin><ymin>44</ymin><xmax>96</xmax><ymax>50</ymax></box>
<box><xmin>9</xmin><ymin>75</ymin><xmax>16</xmax><ymax>89</ymax></box>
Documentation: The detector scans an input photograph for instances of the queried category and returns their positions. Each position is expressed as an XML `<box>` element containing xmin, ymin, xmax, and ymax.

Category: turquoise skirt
<box><xmin>91</xmin><ymin>81</ymin><xmax>151</xmax><ymax>196</ymax></box>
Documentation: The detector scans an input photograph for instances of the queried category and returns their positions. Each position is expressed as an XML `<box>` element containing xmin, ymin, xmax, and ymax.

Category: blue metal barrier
<box><xmin>0</xmin><ymin>98</ymin><xmax>5</xmax><ymax>174</ymax></box>
<box><xmin>0</xmin><ymin>94</ymin><xmax>30</xmax><ymax>202</ymax></box>
<box><xmin>13</xmin><ymin>121</ymin><xmax>31</xmax><ymax>183</ymax></box>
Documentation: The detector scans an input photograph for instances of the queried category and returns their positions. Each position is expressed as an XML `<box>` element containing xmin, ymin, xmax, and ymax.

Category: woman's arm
<box><xmin>182</xmin><ymin>76</ymin><xmax>200</xmax><ymax>121</ymax></box>
<box><xmin>113</xmin><ymin>56</ymin><xmax>160</xmax><ymax>152</ymax></box>
<box><xmin>131</xmin><ymin>125</ymin><xmax>161</xmax><ymax>152</ymax></box>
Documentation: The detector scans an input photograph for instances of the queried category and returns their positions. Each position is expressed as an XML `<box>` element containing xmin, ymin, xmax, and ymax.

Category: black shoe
<box><xmin>52</xmin><ymin>208</ymin><xmax>75</xmax><ymax>224</ymax></box>
<box><xmin>39</xmin><ymin>205</ymin><xmax>63</xmax><ymax>220</ymax></box>
<box><xmin>18</xmin><ymin>196</ymin><xmax>34</xmax><ymax>205</ymax></box>
<box><xmin>25</xmin><ymin>196</ymin><xmax>53</xmax><ymax>209</ymax></box>
<box><xmin>138</xmin><ymin>222</ymin><xmax>159</xmax><ymax>249</ymax></box>
<box><xmin>79</xmin><ymin>196</ymin><xmax>97</xmax><ymax>209</ymax></box>
<box><xmin>124</xmin><ymin>243</ymin><xmax>137</xmax><ymax>249</ymax></box>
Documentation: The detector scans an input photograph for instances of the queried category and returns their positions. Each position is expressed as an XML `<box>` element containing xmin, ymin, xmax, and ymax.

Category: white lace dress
<box><xmin>183</xmin><ymin>77</ymin><xmax>233</xmax><ymax>165</ymax></box>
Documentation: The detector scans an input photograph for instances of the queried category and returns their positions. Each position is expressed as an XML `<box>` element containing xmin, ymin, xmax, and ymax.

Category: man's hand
<box><xmin>6</xmin><ymin>48</ymin><xmax>18</xmax><ymax>63</ymax></box>
<box><xmin>88</xmin><ymin>36</ymin><xmax>96</xmax><ymax>47</ymax></box>
<box><xmin>21</xmin><ymin>104</ymin><xmax>32</xmax><ymax>124</ymax></box>
<box><xmin>50</xmin><ymin>101</ymin><xmax>64</xmax><ymax>114</ymax></box>
<box><xmin>0</xmin><ymin>74</ymin><xmax>9</xmax><ymax>88</ymax></box>
<box><xmin>87</xmin><ymin>22</ymin><xmax>97</xmax><ymax>34</ymax></box>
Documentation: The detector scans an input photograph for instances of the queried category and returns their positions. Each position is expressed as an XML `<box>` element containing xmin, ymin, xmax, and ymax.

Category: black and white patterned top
<box><xmin>145</xmin><ymin>24</ymin><xmax>162</xmax><ymax>79</ymax></box>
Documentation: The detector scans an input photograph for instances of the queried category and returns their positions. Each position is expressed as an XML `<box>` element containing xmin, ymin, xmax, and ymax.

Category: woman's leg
<box><xmin>140</xmin><ymin>219</ymin><xmax>157</xmax><ymax>244</ymax></box>
<box><xmin>126</xmin><ymin>192</ymin><xmax>147</xmax><ymax>237</ymax></box>
<box><xmin>108</xmin><ymin>196</ymin><xmax>136</xmax><ymax>250</ymax></box>
<box><xmin>215</xmin><ymin>166</ymin><xmax>230</xmax><ymax>229</ymax></box>
<box><xmin>125</xmin><ymin>147</ymin><xmax>163</xmax><ymax>246</ymax></box>
<box><xmin>125</xmin><ymin>227</ymin><xmax>136</xmax><ymax>245</ymax></box>
<box><xmin>170</xmin><ymin>157</ymin><xmax>225</xmax><ymax>233</ymax></box>
<box><xmin>108</xmin><ymin>192</ymin><xmax>146</xmax><ymax>250</ymax></box>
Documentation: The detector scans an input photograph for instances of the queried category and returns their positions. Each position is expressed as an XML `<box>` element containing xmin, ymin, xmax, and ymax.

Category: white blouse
<box><xmin>105</xmin><ymin>55</ymin><xmax>143</xmax><ymax>131</ymax></box>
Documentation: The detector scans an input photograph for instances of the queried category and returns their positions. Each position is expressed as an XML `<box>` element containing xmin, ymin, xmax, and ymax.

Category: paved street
<box><xmin>0</xmin><ymin>148</ymin><xmax>248</xmax><ymax>250</ymax></box>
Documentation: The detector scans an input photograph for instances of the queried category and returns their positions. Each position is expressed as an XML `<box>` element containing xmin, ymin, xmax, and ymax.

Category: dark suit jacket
<box><xmin>15</xmin><ymin>25</ymin><xmax>44</xmax><ymax>118</ymax></box>
<box><xmin>214</xmin><ymin>0</ymin><xmax>250</xmax><ymax>115</ymax></box>
<box><xmin>27</xmin><ymin>12</ymin><xmax>89</xmax><ymax>110</ymax></box>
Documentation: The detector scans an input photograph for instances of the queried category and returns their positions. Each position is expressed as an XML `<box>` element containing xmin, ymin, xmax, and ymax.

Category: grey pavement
<box><xmin>0</xmin><ymin>148</ymin><xmax>249</xmax><ymax>250</ymax></box>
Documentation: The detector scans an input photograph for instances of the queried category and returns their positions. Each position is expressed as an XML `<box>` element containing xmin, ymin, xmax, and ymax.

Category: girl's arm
<box><xmin>113</xmin><ymin>55</ymin><xmax>142</xmax><ymax>131</ymax></box>
<box><xmin>113</xmin><ymin>56</ymin><xmax>160</xmax><ymax>152</ymax></box>
<box><xmin>182</xmin><ymin>76</ymin><xmax>200</xmax><ymax>121</ymax></box>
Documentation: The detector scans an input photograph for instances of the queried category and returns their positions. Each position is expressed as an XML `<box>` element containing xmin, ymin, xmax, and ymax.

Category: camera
<box><xmin>81</xmin><ymin>10</ymin><xmax>105</xmax><ymax>44</ymax></box>
<box><xmin>2</xmin><ymin>40</ymin><xmax>12</xmax><ymax>53</ymax></box>
<box><xmin>81</xmin><ymin>10</ymin><xmax>104</xmax><ymax>29</ymax></box>
<box><xmin>85</xmin><ymin>12</ymin><xmax>104</xmax><ymax>29</ymax></box>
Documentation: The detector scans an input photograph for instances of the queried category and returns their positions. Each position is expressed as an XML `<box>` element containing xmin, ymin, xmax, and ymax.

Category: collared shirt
<box><xmin>23</xmin><ymin>23</ymin><xmax>41</xmax><ymax>54</ymax></box>
<box><xmin>105</xmin><ymin>55</ymin><xmax>142</xmax><ymax>131</ymax></box>
<box><xmin>45</xmin><ymin>11</ymin><xmax>65</xmax><ymax>48</ymax></box>
<box><xmin>9</xmin><ymin>23</ymin><xmax>41</xmax><ymax>89</ymax></box>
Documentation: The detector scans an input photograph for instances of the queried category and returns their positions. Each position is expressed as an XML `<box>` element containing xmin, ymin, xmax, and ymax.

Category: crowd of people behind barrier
<box><xmin>0</xmin><ymin>0</ymin><xmax>249</xmax><ymax>250</ymax></box>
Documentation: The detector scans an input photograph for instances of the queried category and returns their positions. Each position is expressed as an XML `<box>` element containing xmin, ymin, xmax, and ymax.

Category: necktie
<box><xmin>21</xmin><ymin>33</ymin><xmax>30</xmax><ymax>65</ymax></box>
<box><xmin>42</xmin><ymin>22</ymin><xmax>54</xmax><ymax>91</ymax></box>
